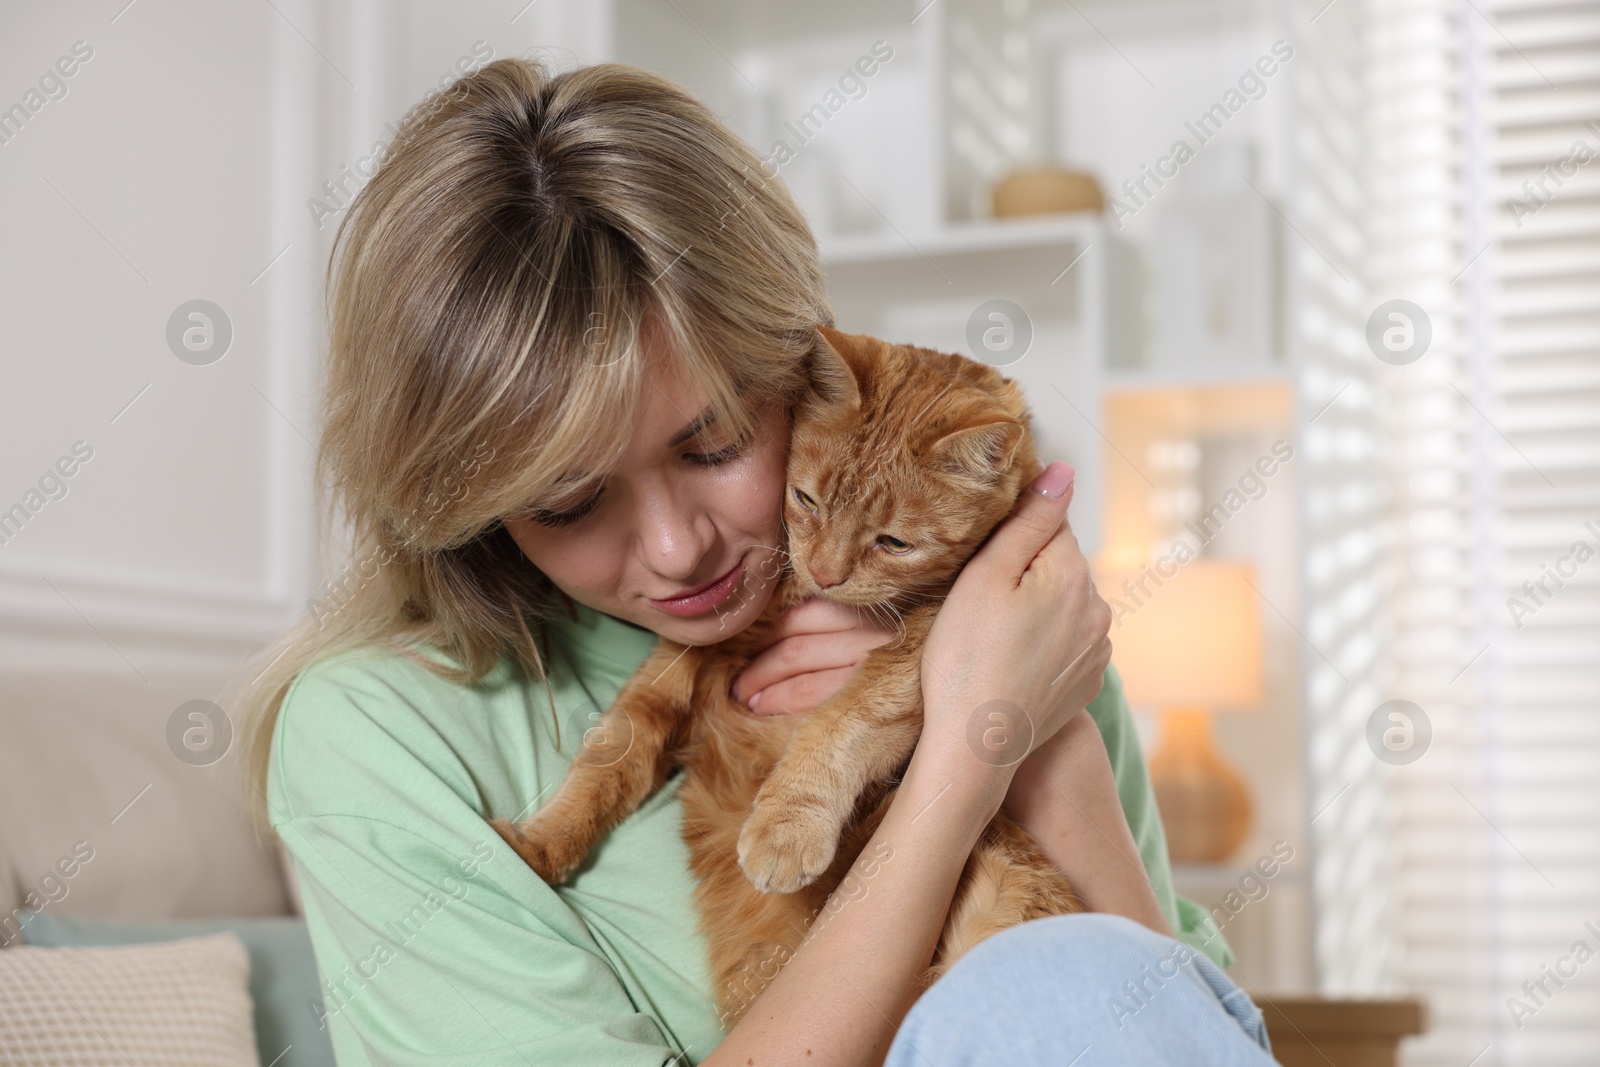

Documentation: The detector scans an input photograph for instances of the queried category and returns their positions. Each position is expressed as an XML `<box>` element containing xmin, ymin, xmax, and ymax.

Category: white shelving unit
<box><xmin>1104</xmin><ymin>366</ymin><xmax>1293</xmax><ymax>393</ymax></box>
<box><xmin>817</xmin><ymin>213</ymin><xmax>1101</xmax><ymax>263</ymax></box>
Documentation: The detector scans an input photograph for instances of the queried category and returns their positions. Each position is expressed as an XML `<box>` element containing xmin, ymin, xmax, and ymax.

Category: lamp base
<box><xmin>1148</xmin><ymin>708</ymin><xmax>1252</xmax><ymax>864</ymax></box>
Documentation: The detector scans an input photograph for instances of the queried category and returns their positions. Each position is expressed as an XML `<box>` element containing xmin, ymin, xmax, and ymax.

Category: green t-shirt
<box><xmin>268</xmin><ymin>601</ymin><xmax>1231</xmax><ymax>1066</ymax></box>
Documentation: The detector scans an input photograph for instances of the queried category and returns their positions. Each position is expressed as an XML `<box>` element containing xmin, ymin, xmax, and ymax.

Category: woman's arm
<box><xmin>1001</xmin><ymin>707</ymin><xmax>1173</xmax><ymax>935</ymax></box>
<box><xmin>707</xmin><ymin>461</ymin><xmax>1111</xmax><ymax>1067</ymax></box>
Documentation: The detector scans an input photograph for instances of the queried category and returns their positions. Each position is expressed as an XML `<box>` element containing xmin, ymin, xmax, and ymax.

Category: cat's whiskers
<box><xmin>859</xmin><ymin>597</ymin><xmax>911</xmax><ymax>648</ymax></box>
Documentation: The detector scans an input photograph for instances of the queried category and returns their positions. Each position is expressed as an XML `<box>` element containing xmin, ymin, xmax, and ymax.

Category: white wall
<box><xmin>0</xmin><ymin>0</ymin><xmax>606</xmax><ymax>675</ymax></box>
<box><xmin>1</xmin><ymin>0</ymin><xmax>317</xmax><ymax>673</ymax></box>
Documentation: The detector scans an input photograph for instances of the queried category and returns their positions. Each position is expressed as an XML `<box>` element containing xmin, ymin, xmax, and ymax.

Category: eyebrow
<box><xmin>668</xmin><ymin>405</ymin><xmax>718</xmax><ymax>448</ymax></box>
<box><xmin>544</xmin><ymin>404</ymin><xmax>721</xmax><ymax>495</ymax></box>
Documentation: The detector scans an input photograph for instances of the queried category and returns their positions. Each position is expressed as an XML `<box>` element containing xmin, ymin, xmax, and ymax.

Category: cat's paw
<box><xmin>736</xmin><ymin>800</ymin><xmax>840</xmax><ymax>894</ymax></box>
<box><xmin>489</xmin><ymin>817</ymin><xmax>583</xmax><ymax>884</ymax></box>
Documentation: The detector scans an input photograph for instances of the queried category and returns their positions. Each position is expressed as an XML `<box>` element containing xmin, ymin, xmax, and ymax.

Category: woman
<box><xmin>241</xmin><ymin>58</ymin><xmax>1274</xmax><ymax>1066</ymax></box>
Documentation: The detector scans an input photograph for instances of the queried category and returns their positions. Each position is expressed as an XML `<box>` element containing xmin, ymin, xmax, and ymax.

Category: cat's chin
<box><xmin>808</xmin><ymin>586</ymin><xmax>895</xmax><ymax>609</ymax></box>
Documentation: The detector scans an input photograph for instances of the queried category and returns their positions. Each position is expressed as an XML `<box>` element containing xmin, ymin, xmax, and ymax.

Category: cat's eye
<box><xmin>878</xmin><ymin>534</ymin><xmax>912</xmax><ymax>554</ymax></box>
<box><xmin>792</xmin><ymin>487</ymin><xmax>818</xmax><ymax>512</ymax></box>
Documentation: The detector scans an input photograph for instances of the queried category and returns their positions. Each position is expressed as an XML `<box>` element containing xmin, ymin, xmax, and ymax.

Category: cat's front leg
<box><xmin>491</xmin><ymin>640</ymin><xmax>698</xmax><ymax>883</ymax></box>
<box><xmin>736</xmin><ymin>647</ymin><xmax>924</xmax><ymax>893</ymax></box>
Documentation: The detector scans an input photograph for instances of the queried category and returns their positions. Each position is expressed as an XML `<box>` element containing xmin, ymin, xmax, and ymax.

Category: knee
<box><xmin>956</xmin><ymin>912</ymin><xmax>1174</xmax><ymax>975</ymax></box>
<box><xmin>916</xmin><ymin>914</ymin><xmax>1184</xmax><ymax>1017</ymax></box>
<box><xmin>892</xmin><ymin>916</ymin><xmax>1274</xmax><ymax>1066</ymax></box>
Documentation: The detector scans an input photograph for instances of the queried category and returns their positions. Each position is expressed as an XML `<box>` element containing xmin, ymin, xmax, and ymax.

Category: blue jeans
<box><xmin>886</xmin><ymin>914</ymin><xmax>1276</xmax><ymax>1066</ymax></box>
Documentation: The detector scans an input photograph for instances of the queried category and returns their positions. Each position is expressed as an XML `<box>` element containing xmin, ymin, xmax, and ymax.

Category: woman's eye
<box><xmin>530</xmin><ymin>489</ymin><xmax>602</xmax><ymax>528</ymax></box>
<box><xmin>878</xmin><ymin>534</ymin><xmax>912</xmax><ymax>554</ymax></box>
<box><xmin>686</xmin><ymin>437</ymin><xmax>750</xmax><ymax>467</ymax></box>
<box><xmin>792</xmin><ymin>487</ymin><xmax>818</xmax><ymax>511</ymax></box>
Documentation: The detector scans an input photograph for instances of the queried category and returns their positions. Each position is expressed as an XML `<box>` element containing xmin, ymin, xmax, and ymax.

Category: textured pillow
<box><xmin>15</xmin><ymin>913</ymin><xmax>333</xmax><ymax>1067</ymax></box>
<box><xmin>0</xmin><ymin>932</ymin><xmax>261</xmax><ymax>1066</ymax></box>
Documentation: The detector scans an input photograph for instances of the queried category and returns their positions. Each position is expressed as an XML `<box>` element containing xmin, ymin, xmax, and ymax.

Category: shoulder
<box><xmin>268</xmin><ymin>644</ymin><xmax>524</xmax><ymax>828</ymax></box>
<box><xmin>279</xmin><ymin>643</ymin><xmax>484</xmax><ymax>724</ymax></box>
<box><xmin>276</xmin><ymin>644</ymin><xmax>476</xmax><ymax>754</ymax></box>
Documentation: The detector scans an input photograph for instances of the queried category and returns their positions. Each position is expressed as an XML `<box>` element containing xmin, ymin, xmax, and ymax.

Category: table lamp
<box><xmin>1100</xmin><ymin>558</ymin><xmax>1265</xmax><ymax>863</ymax></box>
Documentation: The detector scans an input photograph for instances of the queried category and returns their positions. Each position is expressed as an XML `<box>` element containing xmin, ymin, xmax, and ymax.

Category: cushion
<box><xmin>16</xmin><ymin>913</ymin><xmax>334</xmax><ymax>1067</ymax></box>
<box><xmin>0</xmin><ymin>932</ymin><xmax>261</xmax><ymax>1065</ymax></box>
<box><xmin>0</xmin><ymin>671</ymin><xmax>291</xmax><ymax>924</ymax></box>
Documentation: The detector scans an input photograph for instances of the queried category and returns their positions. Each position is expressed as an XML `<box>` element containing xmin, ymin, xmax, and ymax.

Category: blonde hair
<box><xmin>238</xmin><ymin>57</ymin><xmax>832</xmax><ymax>833</ymax></box>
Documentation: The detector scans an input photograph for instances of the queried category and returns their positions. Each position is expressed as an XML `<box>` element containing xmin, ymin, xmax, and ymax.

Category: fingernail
<box><xmin>1030</xmin><ymin>461</ymin><xmax>1075</xmax><ymax>500</ymax></box>
<box><xmin>747</xmin><ymin>690</ymin><xmax>762</xmax><ymax>710</ymax></box>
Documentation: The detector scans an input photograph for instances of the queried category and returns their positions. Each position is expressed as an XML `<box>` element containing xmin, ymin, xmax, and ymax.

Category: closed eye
<box><xmin>531</xmin><ymin>489</ymin><xmax>602</xmax><ymax>528</ymax></box>
<box><xmin>878</xmin><ymin>535</ymin><xmax>912</xmax><ymax>554</ymax></box>
<box><xmin>686</xmin><ymin>436</ymin><xmax>750</xmax><ymax>467</ymax></box>
<box><xmin>792</xmin><ymin>487</ymin><xmax>818</xmax><ymax>512</ymax></box>
<box><xmin>531</xmin><ymin>436</ymin><xmax>750</xmax><ymax>527</ymax></box>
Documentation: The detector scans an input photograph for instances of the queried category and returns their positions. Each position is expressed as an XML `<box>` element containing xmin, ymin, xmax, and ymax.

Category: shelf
<box><xmin>1103</xmin><ymin>366</ymin><xmax>1293</xmax><ymax>393</ymax></box>
<box><xmin>818</xmin><ymin>213</ymin><xmax>1102</xmax><ymax>267</ymax></box>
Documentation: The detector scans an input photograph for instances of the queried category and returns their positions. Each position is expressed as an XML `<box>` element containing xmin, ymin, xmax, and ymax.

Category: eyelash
<box><xmin>530</xmin><ymin>438</ymin><xmax>750</xmax><ymax>527</ymax></box>
<box><xmin>531</xmin><ymin>492</ymin><xmax>601</xmax><ymax>528</ymax></box>
<box><xmin>686</xmin><ymin>439</ymin><xmax>748</xmax><ymax>467</ymax></box>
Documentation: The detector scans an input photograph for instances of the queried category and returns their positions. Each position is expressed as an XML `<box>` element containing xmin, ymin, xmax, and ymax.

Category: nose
<box><xmin>638</xmin><ymin>482</ymin><xmax>715</xmax><ymax>583</ymax></box>
<box><xmin>808</xmin><ymin>564</ymin><xmax>840</xmax><ymax>589</ymax></box>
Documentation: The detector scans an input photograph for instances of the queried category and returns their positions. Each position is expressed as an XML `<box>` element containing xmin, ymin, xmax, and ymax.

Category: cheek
<box><xmin>504</xmin><ymin>520</ymin><xmax>624</xmax><ymax>601</ymax></box>
<box><xmin>713</xmin><ymin>466</ymin><xmax>783</xmax><ymax>551</ymax></box>
<box><xmin>729</xmin><ymin>414</ymin><xmax>791</xmax><ymax>536</ymax></box>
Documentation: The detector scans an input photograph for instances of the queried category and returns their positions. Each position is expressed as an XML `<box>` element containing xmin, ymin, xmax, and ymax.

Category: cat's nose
<box><xmin>808</xmin><ymin>564</ymin><xmax>841</xmax><ymax>589</ymax></box>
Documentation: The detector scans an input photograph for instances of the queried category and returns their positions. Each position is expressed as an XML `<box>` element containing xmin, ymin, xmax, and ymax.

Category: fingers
<box><xmin>967</xmin><ymin>461</ymin><xmax>1075</xmax><ymax>584</ymax></box>
<box><xmin>766</xmin><ymin>596</ymin><xmax>867</xmax><ymax>639</ymax></box>
<box><xmin>745</xmin><ymin>666</ymin><xmax>855</xmax><ymax>716</ymax></box>
<box><xmin>732</xmin><ymin>630</ymin><xmax>875</xmax><ymax>703</ymax></box>
<box><xmin>760</xmin><ymin>597</ymin><xmax>898</xmax><ymax>644</ymax></box>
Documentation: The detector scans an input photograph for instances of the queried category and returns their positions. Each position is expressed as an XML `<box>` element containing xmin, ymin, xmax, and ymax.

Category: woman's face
<box><xmin>503</xmin><ymin>353</ymin><xmax>791</xmax><ymax>646</ymax></box>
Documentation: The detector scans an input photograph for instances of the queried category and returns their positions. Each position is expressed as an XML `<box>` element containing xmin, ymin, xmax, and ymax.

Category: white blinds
<box><xmin>1454</xmin><ymin>0</ymin><xmax>1600</xmax><ymax>1060</ymax></box>
<box><xmin>1293</xmin><ymin>0</ymin><xmax>1397</xmax><ymax>997</ymax></box>
<box><xmin>1374</xmin><ymin>0</ymin><xmax>1501</xmax><ymax>1058</ymax></box>
<box><xmin>1302</xmin><ymin>0</ymin><xmax>1600</xmax><ymax>1061</ymax></box>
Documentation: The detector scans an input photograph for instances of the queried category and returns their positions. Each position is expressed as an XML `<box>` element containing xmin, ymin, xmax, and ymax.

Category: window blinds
<box><xmin>1453</xmin><ymin>0</ymin><xmax>1600</xmax><ymax>1060</ymax></box>
<box><xmin>1293</xmin><ymin>0</ymin><xmax>1397</xmax><ymax>999</ymax></box>
<box><xmin>1301</xmin><ymin>0</ymin><xmax>1600</xmax><ymax>1061</ymax></box>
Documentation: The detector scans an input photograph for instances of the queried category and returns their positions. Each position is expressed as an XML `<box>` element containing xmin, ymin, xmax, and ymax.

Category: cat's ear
<box><xmin>929</xmin><ymin>420</ymin><xmax>1025</xmax><ymax>482</ymax></box>
<box><xmin>807</xmin><ymin>326</ymin><xmax>863</xmax><ymax>410</ymax></box>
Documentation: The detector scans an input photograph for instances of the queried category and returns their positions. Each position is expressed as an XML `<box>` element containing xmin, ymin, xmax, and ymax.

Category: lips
<box><xmin>647</xmin><ymin>557</ymin><xmax>746</xmax><ymax>618</ymax></box>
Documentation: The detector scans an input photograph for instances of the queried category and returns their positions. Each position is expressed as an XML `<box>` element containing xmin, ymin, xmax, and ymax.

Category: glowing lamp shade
<box><xmin>1107</xmin><ymin>560</ymin><xmax>1264</xmax><ymax>712</ymax></box>
<box><xmin>1100</xmin><ymin>559</ymin><xmax>1265</xmax><ymax>864</ymax></box>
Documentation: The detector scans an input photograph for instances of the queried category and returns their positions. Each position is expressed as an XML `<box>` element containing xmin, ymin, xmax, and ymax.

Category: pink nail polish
<box><xmin>1030</xmin><ymin>461</ymin><xmax>1075</xmax><ymax>500</ymax></box>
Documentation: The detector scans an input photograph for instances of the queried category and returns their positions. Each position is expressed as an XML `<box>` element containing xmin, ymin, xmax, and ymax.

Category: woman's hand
<box><xmin>917</xmin><ymin>461</ymin><xmax>1113</xmax><ymax>800</ymax></box>
<box><xmin>730</xmin><ymin>597</ymin><xmax>898</xmax><ymax>715</ymax></box>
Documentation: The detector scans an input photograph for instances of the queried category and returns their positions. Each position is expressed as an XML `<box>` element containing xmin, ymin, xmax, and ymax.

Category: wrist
<box><xmin>903</xmin><ymin>730</ymin><xmax>1015</xmax><ymax>833</ymax></box>
<box><xmin>999</xmin><ymin>709</ymin><xmax>1090</xmax><ymax>823</ymax></box>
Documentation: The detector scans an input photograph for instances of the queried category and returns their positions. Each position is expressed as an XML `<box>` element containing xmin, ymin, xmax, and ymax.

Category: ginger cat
<box><xmin>492</xmin><ymin>327</ymin><xmax>1082</xmax><ymax>1025</ymax></box>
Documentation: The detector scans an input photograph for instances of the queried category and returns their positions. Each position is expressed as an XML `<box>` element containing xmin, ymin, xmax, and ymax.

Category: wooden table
<box><xmin>1251</xmin><ymin>996</ymin><xmax>1428</xmax><ymax>1067</ymax></box>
